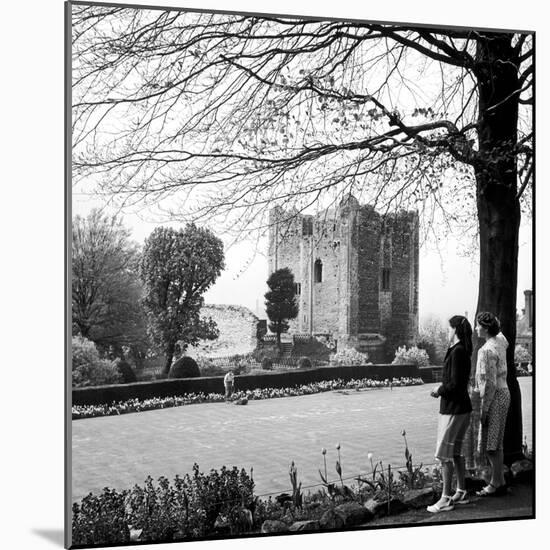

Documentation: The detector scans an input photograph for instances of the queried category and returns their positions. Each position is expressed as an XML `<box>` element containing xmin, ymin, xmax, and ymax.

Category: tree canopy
<box><xmin>72</xmin><ymin>209</ymin><xmax>148</xmax><ymax>357</ymax></box>
<box><xmin>72</xmin><ymin>7</ymin><xmax>532</xmax><ymax>243</ymax></box>
<box><xmin>140</xmin><ymin>224</ymin><xmax>225</xmax><ymax>373</ymax></box>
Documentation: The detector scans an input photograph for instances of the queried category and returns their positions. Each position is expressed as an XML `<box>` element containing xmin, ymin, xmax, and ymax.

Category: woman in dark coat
<box><xmin>427</xmin><ymin>315</ymin><xmax>473</xmax><ymax>513</ymax></box>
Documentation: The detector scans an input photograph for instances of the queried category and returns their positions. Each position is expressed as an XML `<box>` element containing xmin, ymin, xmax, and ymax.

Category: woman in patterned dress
<box><xmin>473</xmin><ymin>312</ymin><xmax>511</xmax><ymax>496</ymax></box>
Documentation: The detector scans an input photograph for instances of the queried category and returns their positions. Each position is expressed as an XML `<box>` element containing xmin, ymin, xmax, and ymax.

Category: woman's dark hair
<box><xmin>449</xmin><ymin>315</ymin><xmax>473</xmax><ymax>356</ymax></box>
<box><xmin>476</xmin><ymin>311</ymin><xmax>501</xmax><ymax>337</ymax></box>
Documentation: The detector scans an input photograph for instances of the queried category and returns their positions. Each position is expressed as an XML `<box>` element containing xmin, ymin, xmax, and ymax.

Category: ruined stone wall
<box><xmin>382</xmin><ymin>211</ymin><xmax>419</xmax><ymax>354</ymax></box>
<box><xmin>268</xmin><ymin>209</ymin><xmax>306</xmax><ymax>333</ymax></box>
<box><xmin>357</xmin><ymin>206</ymin><xmax>382</xmax><ymax>334</ymax></box>
<box><xmin>267</xmin><ymin>200</ymin><xmax>419</xmax><ymax>356</ymax></box>
<box><xmin>187</xmin><ymin>304</ymin><xmax>259</xmax><ymax>358</ymax></box>
<box><xmin>379</xmin><ymin>222</ymin><xmax>393</xmax><ymax>335</ymax></box>
<box><xmin>311</xmin><ymin>214</ymin><xmax>341</xmax><ymax>335</ymax></box>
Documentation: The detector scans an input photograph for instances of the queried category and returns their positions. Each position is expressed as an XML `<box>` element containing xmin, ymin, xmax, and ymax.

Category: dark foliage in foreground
<box><xmin>72</xmin><ymin>464</ymin><xmax>255</xmax><ymax>545</ymax></box>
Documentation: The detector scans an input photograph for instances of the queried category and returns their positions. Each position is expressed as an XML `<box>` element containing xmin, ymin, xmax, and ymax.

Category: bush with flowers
<box><xmin>72</xmin><ymin>336</ymin><xmax>122</xmax><ymax>388</ymax></box>
<box><xmin>72</xmin><ymin>463</ymin><xmax>255</xmax><ymax>545</ymax></box>
<box><xmin>514</xmin><ymin>345</ymin><xmax>532</xmax><ymax>364</ymax></box>
<box><xmin>392</xmin><ymin>346</ymin><xmax>430</xmax><ymax>368</ymax></box>
<box><xmin>329</xmin><ymin>348</ymin><xmax>370</xmax><ymax>366</ymax></box>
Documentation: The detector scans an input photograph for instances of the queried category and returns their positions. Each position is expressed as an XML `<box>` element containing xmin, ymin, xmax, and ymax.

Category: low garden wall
<box><xmin>418</xmin><ymin>366</ymin><xmax>442</xmax><ymax>383</ymax></box>
<box><xmin>72</xmin><ymin>363</ymin><xmax>419</xmax><ymax>406</ymax></box>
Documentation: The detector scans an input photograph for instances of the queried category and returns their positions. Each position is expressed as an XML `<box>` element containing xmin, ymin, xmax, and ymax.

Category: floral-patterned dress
<box><xmin>464</xmin><ymin>333</ymin><xmax>510</xmax><ymax>470</ymax></box>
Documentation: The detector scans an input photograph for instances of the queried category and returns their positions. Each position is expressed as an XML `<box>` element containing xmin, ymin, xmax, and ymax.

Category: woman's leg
<box><xmin>486</xmin><ymin>450</ymin><xmax>500</xmax><ymax>488</ymax></box>
<box><xmin>427</xmin><ymin>460</ymin><xmax>455</xmax><ymax>512</ymax></box>
<box><xmin>453</xmin><ymin>455</ymin><xmax>466</xmax><ymax>491</ymax></box>
<box><xmin>485</xmin><ymin>389</ymin><xmax>510</xmax><ymax>489</ymax></box>
<box><xmin>442</xmin><ymin>460</ymin><xmax>454</xmax><ymax>496</ymax></box>
<box><xmin>498</xmin><ymin>449</ymin><xmax>506</xmax><ymax>485</ymax></box>
<box><xmin>490</xmin><ymin>449</ymin><xmax>505</xmax><ymax>487</ymax></box>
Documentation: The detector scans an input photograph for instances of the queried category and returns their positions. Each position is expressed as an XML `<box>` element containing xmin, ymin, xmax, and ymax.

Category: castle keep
<box><xmin>268</xmin><ymin>196</ymin><xmax>419</xmax><ymax>361</ymax></box>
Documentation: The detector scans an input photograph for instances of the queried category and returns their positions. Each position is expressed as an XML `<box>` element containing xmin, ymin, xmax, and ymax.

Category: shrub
<box><xmin>253</xmin><ymin>346</ymin><xmax>279</xmax><ymax>362</ymax></box>
<box><xmin>125</xmin><ymin>476</ymin><xmax>182</xmax><ymax>542</ymax></box>
<box><xmin>72</xmin><ymin>488</ymin><xmax>130</xmax><ymax>546</ymax></box>
<box><xmin>329</xmin><ymin>348</ymin><xmax>369</xmax><ymax>366</ymax></box>
<box><xmin>415</xmin><ymin>336</ymin><xmax>437</xmax><ymax>364</ymax></box>
<box><xmin>197</xmin><ymin>357</ymin><xmax>225</xmax><ymax>377</ymax></box>
<box><xmin>292</xmin><ymin>337</ymin><xmax>333</xmax><ymax>361</ymax></box>
<box><xmin>514</xmin><ymin>345</ymin><xmax>532</xmax><ymax>364</ymax></box>
<box><xmin>392</xmin><ymin>345</ymin><xmax>430</xmax><ymax>368</ymax></box>
<box><xmin>261</xmin><ymin>357</ymin><xmax>273</xmax><ymax>370</ymax></box>
<box><xmin>169</xmin><ymin>356</ymin><xmax>201</xmax><ymax>378</ymax></box>
<box><xmin>72</xmin><ymin>336</ymin><xmax>122</xmax><ymax>387</ymax></box>
<box><xmin>73</xmin><ymin>465</ymin><xmax>256</xmax><ymax>545</ymax></box>
<box><xmin>185</xmin><ymin>464</ymin><xmax>255</xmax><ymax>536</ymax></box>
<box><xmin>297</xmin><ymin>356</ymin><xmax>312</xmax><ymax>369</ymax></box>
<box><xmin>516</xmin><ymin>365</ymin><xmax>531</xmax><ymax>377</ymax></box>
<box><xmin>113</xmin><ymin>359</ymin><xmax>137</xmax><ymax>384</ymax></box>
<box><xmin>233</xmin><ymin>361</ymin><xmax>251</xmax><ymax>375</ymax></box>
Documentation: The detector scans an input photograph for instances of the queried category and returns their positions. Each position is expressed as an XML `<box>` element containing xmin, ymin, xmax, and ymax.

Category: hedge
<box><xmin>72</xmin><ymin>363</ymin><xmax>419</xmax><ymax>407</ymax></box>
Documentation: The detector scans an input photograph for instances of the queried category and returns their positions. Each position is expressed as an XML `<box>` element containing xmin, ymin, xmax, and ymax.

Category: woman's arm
<box><xmin>478</xmin><ymin>348</ymin><xmax>497</xmax><ymax>420</ymax></box>
<box><xmin>437</xmin><ymin>347</ymin><xmax>466</xmax><ymax>398</ymax></box>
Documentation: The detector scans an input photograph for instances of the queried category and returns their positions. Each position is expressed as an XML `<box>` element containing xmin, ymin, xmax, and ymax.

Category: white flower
<box><xmin>367</xmin><ymin>452</ymin><xmax>373</xmax><ymax>460</ymax></box>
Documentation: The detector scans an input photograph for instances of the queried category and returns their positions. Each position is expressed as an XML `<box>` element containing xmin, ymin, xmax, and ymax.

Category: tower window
<box><xmin>302</xmin><ymin>218</ymin><xmax>313</xmax><ymax>236</ymax></box>
<box><xmin>294</xmin><ymin>282</ymin><xmax>302</xmax><ymax>295</ymax></box>
<box><xmin>314</xmin><ymin>259</ymin><xmax>323</xmax><ymax>283</ymax></box>
<box><xmin>381</xmin><ymin>268</ymin><xmax>391</xmax><ymax>291</ymax></box>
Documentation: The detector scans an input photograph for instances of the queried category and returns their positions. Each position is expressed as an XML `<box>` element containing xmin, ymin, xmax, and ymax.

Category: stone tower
<box><xmin>267</xmin><ymin>196</ymin><xmax>419</xmax><ymax>361</ymax></box>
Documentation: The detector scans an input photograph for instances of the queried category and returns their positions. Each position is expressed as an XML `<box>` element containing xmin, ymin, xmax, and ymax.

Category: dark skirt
<box><xmin>435</xmin><ymin>412</ymin><xmax>471</xmax><ymax>461</ymax></box>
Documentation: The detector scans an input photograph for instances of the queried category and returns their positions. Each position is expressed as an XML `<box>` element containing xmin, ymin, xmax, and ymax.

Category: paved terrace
<box><xmin>72</xmin><ymin>379</ymin><xmax>532</xmax><ymax>502</ymax></box>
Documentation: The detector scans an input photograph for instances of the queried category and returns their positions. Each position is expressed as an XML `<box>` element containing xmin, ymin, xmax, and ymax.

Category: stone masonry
<box><xmin>268</xmin><ymin>195</ymin><xmax>419</xmax><ymax>361</ymax></box>
<box><xmin>187</xmin><ymin>304</ymin><xmax>259</xmax><ymax>357</ymax></box>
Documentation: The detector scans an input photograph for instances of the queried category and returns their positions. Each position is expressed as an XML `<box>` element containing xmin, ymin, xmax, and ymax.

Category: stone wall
<box><xmin>268</xmin><ymin>198</ymin><xmax>419</xmax><ymax>360</ymax></box>
<box><xmin>383</xmin><ymin>211</ymin><xmax>419</xmax><ymax>353</ymax></box>
<box><xmin>357</xmin><ymin>206</ymin><xmax>382</xmax><ymax>333</ymax></box>
<box><xmin>187</xmin><ymin>304</ymin><xmax>259</xmax><ymax>358</ymax></box>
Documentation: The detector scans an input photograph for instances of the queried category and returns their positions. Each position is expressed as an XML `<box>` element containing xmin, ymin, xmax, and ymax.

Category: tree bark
<box><xmin>163</xmin><ymin>341</ymin><xmax>176</xmax><ymax>376</ymax></box>
<box><xmin>474</xmin><ymin>33</ymin><xmax>524</xmax><ymax>465</ymax></box>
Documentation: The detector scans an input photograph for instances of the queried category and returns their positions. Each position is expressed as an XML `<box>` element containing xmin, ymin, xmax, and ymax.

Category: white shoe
<box><xmin>427</xmin><ymin>496</ymin><xmax>455</xmax><ymax>513</ymax></box>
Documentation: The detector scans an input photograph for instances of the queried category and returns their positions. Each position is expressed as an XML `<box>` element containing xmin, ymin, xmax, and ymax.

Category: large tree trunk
<box><xmin>474</xmin><ymin>33</ymin><xmax>524</xmax><ymax>465</ymax></box>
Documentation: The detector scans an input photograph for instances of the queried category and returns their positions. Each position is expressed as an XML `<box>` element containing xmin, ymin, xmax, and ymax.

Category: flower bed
<box><xmin>71</xmin><ymin>450</ymin><xmax>441</xmax><ymax>546</ymax></box>
<box><xmin>70</xmin><ymin>434</ymin><xmax>534</xmax><ymax>546</ymax></box>
<box><xmin>73</xmin><ymin>363</ymin><xmax>420</xmax><ymax>406</ymax></box>
<box><xmin>72</xmin><ymin>377</ymin><xmax>423</xmax><ymax>420</ymax></box>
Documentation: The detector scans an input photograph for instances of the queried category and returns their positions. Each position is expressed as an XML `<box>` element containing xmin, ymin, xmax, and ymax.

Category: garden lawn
<box><xmin>72</xmin><ymin>378</ymin><xmax>532</xmax><ymax>503</ymax></box>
